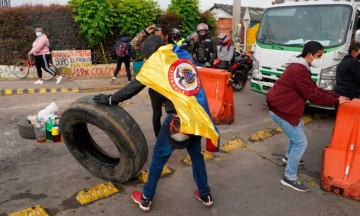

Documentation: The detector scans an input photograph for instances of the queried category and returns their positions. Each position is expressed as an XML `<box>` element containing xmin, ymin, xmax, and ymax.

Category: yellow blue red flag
<box><xmin>136</xmin><ymin>44</ymin><xmax>220</xmax><ymax>151</ymax></box>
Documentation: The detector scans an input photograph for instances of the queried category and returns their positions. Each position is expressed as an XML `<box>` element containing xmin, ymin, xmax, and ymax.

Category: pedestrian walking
<box><xmin>111</xmin><ymin>33</ymin><xmax>135</xmax><ymax>83</ymax></box>
<box><xmin>28</xmin><ymin>27</ymin><xmax>62</xmax><ymax>85</ymax></box>
<box><xmin>266</xmin><ymin>41</ymin><xmax>349</xmax><ymax>192</ymax></box>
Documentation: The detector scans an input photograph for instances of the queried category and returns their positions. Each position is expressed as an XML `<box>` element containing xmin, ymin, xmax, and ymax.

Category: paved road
<box><xmin>0</xmin><ymin>83</ymin><xmax>359</xmax><ymax>215</ymax></box>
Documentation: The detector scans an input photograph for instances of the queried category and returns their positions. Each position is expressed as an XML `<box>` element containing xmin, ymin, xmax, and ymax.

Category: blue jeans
<box><xmin>143</xmin><ymin>114</ymin><xmax>210</xmax><ymax>199</ymax></box>
<box><xmin>269</xmin><ymin>111</ymin><xmax>308</xmax><ymax>181</ymax></box>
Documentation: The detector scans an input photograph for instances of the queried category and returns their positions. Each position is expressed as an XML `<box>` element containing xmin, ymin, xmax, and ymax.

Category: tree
<box><xmin>167</xmin><ymin>0</ymin><xmax>200</xmax><ymax>37</ymax></box>
<box><xmin>112</xmin><ymin>0</ymin><xmax>162</xmax><ymax>37</ymax></box>
<box><xmin>68</xmin><ymin>0</ymin><xmax>117</xmax><ymax>47</ymax></box>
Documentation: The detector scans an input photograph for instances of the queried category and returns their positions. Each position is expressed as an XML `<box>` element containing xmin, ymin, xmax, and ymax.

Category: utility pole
<box><xmin>233</xmin><ymin>0</ymin><xmax>241</xmax><ymax>50</ymax></box>
<box><xmin>0</xmin><ymin>0</ymin><xmax>10</xmax><ymax>7</ymax></box>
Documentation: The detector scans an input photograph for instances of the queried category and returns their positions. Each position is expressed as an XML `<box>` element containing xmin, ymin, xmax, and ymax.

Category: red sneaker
<box><xmin>194</xmin><ymin>190</ymin><xmax>213</xmax><ymax>207</ymax></box>
<box><xmin>131</xmin><ymin>191</ymin><xmax>152</xmax><ymax>211</ymax></box>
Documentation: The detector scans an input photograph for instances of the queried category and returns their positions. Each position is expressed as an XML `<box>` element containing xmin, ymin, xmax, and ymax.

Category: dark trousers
<box><xmin>35</xmin><ymin>54</ymin><xmax>55</xmax><ymax>79</ymax></box>
<box><xmin>148</xmin><ymin>88</ymin><xmax>167</xmax><ymax>137</ymax></box>
<box><xmin>113</xmin><ymin>56</ymin><xmax>131</xmax><ymax>81</ymax></box>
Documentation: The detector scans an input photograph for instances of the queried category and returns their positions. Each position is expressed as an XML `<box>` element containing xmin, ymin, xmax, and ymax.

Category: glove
<box><xmin>93</xmin><ymin>94</ymin><xmax>113</xmax><ymax>106</ymax></box>
<box><xmin>204</xmin><ymin>62</ymin><xmax>212</xmax><ymax>67</ymax></box>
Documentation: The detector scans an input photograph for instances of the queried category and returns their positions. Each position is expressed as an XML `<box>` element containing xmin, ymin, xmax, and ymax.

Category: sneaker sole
<box><xmin>194</xmin><ymin>195</ymin><xmax>213</xmax><ymax>207</ymax></box>
<box><xmin>281</xmin><ymin>158</ymin><xmax>304</xmax><ymax>166</ymax></box>
<box><xmin>131</xmin><ymin>195</ymin><xmax>151</xmax><ymax>211</ymax></box>
<box><xmin>280</xmin><ymin>179</ymin><xmax>310</xmax><ymax>192</ymax></box>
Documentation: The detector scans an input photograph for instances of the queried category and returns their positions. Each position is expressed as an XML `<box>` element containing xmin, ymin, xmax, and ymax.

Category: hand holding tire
<box><xmin>93</xmin><ymin>94</ymin><xmax>113</xmax><ymax>106</ymax></box>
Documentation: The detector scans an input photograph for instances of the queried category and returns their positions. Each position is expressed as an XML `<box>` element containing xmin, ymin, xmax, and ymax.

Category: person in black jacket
<box><xmin>93</xmin><ymin>35</ymin><xmax>214</xmax><ymax>212</ymax></box>
<box><xmin>192</xmin><ymin>23</ymin><xmax>217</xmax><ymax>67</ymax></box>
<box><xmin>334</xmin><ymin>42</ymin><xmax>360</xmax><ymax>99</ymax></box>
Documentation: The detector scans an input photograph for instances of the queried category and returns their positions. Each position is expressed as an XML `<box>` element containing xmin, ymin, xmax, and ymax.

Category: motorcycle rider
<box><xmin>192</xmin><ymin>23</ymin><xmax>217</xmax><ymax>67</ymax></box>
<box><xmin>171</xmin><ymin>28</ymin><xmax>185</xmax><ymax>47</ymax></box>
<box><xmin>181</xmin><ymin>31</ymin><xmax>198</xmax><ymax>54</ymax></box>
<box><xmin>217</xmin><ymin>33</ymin><xmax>235</xmax><ymax>69</ymax></box>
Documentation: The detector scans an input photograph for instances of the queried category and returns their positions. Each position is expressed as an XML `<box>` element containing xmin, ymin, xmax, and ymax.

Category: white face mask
<box><xmin>35</xmin><ymin>32</ymin><xmax>42</xmax><ymax>37</ymax></box>
<box><xmin>310</xmin><ymin>55</ymin><xmax>322</xmax><ymax>68</ymax></box>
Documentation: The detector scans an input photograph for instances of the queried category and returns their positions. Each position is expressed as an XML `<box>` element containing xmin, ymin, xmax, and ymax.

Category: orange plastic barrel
<box><xmin>197</xmin><ymin>67</ymin><xmax>234</xmax><ymax>125</ymax></box>
<box><xmin>321</xmin><ymin>99</ymin><xmax>360</xmax><ymax>200</ymax></box>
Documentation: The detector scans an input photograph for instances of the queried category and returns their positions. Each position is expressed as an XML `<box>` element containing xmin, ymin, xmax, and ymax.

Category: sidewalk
<box><xmin>0</xmin><ymin>77</ymin><xmax>128</xmax><ymax>95</ymax></box>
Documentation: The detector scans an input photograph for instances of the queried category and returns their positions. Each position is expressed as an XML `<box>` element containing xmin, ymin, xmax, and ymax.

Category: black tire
<box><xmin>232</xmin><ymin>70</ymin><xmax>248</xmax><ymax>92</ymax></box>
<box><xmin>14</xmin><ymin>60</ymin><xmax>30</xmax><ymax>79</ymax></box>
<box><xmin>18</xmin><ymin>117</ymin><xmax>36</xmax><ymax>139</ymax></box>
<box><xmin>59</xmin><ymin>95</ymin><xmax>148</xmax><ymax>183</ymax></box>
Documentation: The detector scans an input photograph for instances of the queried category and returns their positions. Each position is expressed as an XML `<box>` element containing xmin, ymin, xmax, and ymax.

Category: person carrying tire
<box><xmin>93</xmin><ymin>35</ymin><xmax>220</xmax><ymax>212</ymax></box>
<box><xmin>192</xmin><ymin>23</ymin><xmax>217</xmax><ymax>67</ymax></box>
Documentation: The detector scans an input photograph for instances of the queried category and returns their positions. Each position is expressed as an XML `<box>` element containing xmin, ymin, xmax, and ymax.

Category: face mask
<box><xmin>310</xmin><ymin>55</ymin><xmax>322</xmax><ymax>68</ymax></box>
<box><xmin>35</xmin><ymin>32</ymin><xmax>42</xmax><ymax>37</ymax></box>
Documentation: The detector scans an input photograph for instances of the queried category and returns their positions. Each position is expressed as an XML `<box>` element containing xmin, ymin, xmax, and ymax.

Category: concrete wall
<box><xmin>0</xmin><ymin>50</ymin><xmax>132</xmax><ymax>80</ymax></box>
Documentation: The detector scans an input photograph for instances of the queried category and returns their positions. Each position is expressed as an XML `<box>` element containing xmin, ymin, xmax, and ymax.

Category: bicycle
<box><xmin>13</xmin><ymin>56</ymin><xmax>57</xmax><ymax>80</ymax></box>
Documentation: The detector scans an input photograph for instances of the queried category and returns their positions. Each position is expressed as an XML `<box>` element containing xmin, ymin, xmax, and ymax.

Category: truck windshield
<box><xmin>257</xmin><ymin>5</ymin><xmax>352</xmax><ymax>48</ymax></box>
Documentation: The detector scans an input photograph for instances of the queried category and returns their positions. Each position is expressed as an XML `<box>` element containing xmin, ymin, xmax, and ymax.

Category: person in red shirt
<box><xmin>266</xmin><ymin>41</ymin><xmax>349</xmax><ymax>192</ymax></box>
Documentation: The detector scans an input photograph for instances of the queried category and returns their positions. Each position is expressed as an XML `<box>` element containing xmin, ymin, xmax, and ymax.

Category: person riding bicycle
<box><xmin>217</xmin><ymin>33</ymin><xmax>235</xmax><ymax>69</ymax></box>
<box><xmin>28</xmin><ymin>27</ymin><xmax>62</xmax><ymax>85</ymax></box>
<box><xmin>192</xmin><ymin>23</ymin><xmax>217</xmax><ymax>67</ymax></box>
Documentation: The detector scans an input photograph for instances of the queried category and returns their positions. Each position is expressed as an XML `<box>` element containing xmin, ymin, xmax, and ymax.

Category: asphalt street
<box><xmin>0</xmin><ymin>78</ymin><xmax>359</xmax><ymax>215</ymax></box>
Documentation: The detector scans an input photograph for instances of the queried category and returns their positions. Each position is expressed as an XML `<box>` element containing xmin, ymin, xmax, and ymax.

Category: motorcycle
<box><xmin>209</xmin><ymin>51</ymin><xmax>253</xmax><ymax>91</ymax></box>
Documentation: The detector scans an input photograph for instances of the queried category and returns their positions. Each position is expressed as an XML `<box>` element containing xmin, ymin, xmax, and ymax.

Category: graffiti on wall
<box><xmin>52</xmin><ymin>50</ymin><xmax>132</xmax><ymax>79</ymax></box>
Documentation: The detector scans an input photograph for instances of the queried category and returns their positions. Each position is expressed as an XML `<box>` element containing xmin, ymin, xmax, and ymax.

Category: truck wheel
<box><xmin>18</xmin><ymin>117</ymin><xmax>36</xmax><ymax>139</ymax></box>
<box><xmin>59</xmin><ymin>95</ymin><xmax>148</xmax><ymax>183</ymax></box>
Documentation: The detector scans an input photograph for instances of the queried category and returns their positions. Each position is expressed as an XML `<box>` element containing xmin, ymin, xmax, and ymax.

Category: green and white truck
<box><xmin>251</xmin><ymin>0</ymin><xmax>360</xmax><ymax>109</ymax></box>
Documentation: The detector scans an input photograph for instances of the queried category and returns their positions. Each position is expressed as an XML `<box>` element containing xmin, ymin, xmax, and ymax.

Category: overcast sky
<box><xmin>12</xmin><ymin>0</ymin><xmax>273</xmax><ymax>10</ymax></box>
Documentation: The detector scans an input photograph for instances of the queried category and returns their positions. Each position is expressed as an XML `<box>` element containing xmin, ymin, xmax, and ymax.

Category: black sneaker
<box><xmin>194</xmin><ymin>190</ymin><xmax>213</xmax><ymax>207</ymax></box>
<box><xmin>280</xmin><ymin>177</ymin><xmax>310</xmax><ymax>192</ymax></box>
<box><xmin>132</xmin><ymin>191</ymin><xmax>152</xmax><ymax>211</ymax></box>
<box><xmin>282</xmin><ymin>156</ymin><xmax>304</xmax><ymax>165</ymax></box>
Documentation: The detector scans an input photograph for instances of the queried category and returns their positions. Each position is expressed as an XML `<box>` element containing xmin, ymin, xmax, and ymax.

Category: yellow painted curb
<box><xmin>76</xmin><ymin>182</ymin><xmax>118</xmax><ymax>205</ymax></box>
<box><xmin>9</xmin><ymin>205</ymin><xmax>48</xmax><ymax>216</ymax></box>
<box><xmin>61</xmin><ymin>88</ymin><xmax>68</xmax><ymax>93</ymax></box>
<box><xmin>28</xmin><ymin>88</ymin><xmax>35</xmax><ymax>94</ymax></box>
<box><xmin>39</xmin><ymin>88</ymin><xmax>47</xmax><ymax>94</ymax></box>
<box><xmin>50</xmin><ymin>88</ymin><xmax>57</xmax><ymax>93</ymax></box>
<box><xmin>72</xmin><ymin>88</ymin><xmax>80</xmax><ymax>93</ymax></box>
<box><xmin>183</xmin><ymin>150</ymin><xmax>214</xmax><ymax>166</ymax></box>
<box><xmin>138</xmin><ymin>165</ymin><xmax>173</xmax><ymax>183</ymax></box>
<box><xmin>16</xmin><ymin>88</ymin><xmax>24</xmax><ymax>94</ymax></box>
<box><xmin>5</xmin><ymin>89</ymin><xmax>12</xmax><ymax>95</ymax></box>
<box><xmin>249</xmin><ymin>130</ymin><xmax>273</xmax><ymax>142</ymax></box>
<box><xmin>302</xmin><ymin>115</ymin><xmax>313</xmax><ymax>125</ymax></box>
<box><xmin>220</xmin><ymin>139</ymin><xmax>246</xmax><ymax>153</ymax></box>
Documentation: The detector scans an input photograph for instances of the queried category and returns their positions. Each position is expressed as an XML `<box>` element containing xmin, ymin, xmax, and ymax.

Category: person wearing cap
<box><xmin>28</xmin><ymin>27</ymin><xmax>62</xmax><ymax>85</ymax></box>
<box><xmin>266</xmin><ymin>41</ymin><xmax>349</xmax><ymax>192</ymax></box>
<box><xmin>93</xmin><ymin>34</ymin><xmax>218</xmax><ymax>211</ymax></box>
<box><xmin>334</xmin><ymin>42</ymin><xmax>360</xmax><ymax>100</ymax></box>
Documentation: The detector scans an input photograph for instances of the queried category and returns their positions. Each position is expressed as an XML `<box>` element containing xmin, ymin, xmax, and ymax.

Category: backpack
<box><xmin>115</xmin><ymin>41</ymin><xmax>129</xmax><ymax>57</ymax></box>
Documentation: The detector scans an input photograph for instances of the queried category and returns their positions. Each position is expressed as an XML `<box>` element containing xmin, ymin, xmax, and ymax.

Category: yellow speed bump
<box><xmin>220</xmin><ymin>139</ymin><xmax>246</xmax><ymax>153</ymax></box>
<box><xmin>138</xmin><ymin>165</ymin><xmax>172</xmax><ymax>183</ymax></box>
<box><xmin>183</xmin><ymin>150</ymin><xmax>214</xmax><ymax>166</ymax></box>
<box><xmin>16</xmin><ymin>89</ymin><xmax>24</xmax><ymax>94</ymax></box>
<box><xmin>302</xmin><ymin>115</ymin><xmax>313</xmax><ymax>125</ymax></box>
<box><xmin>275</xmin><ymin>127</ymin><xmax>283</xmax><ymax>133</ymax></box>
<box><xmin>76</xmin><ymin>182</ymin><xmax>118</xmax><ymax>205</ymax></box>
<box><xmin>9</xmin><ymin>205</ymin><xmax>48</xmax><ymax>216</ymax></box>
<box><xmin>249</xmin><ymin>130</ymin><xmax>273</xmax><ymax>142</ymax></box>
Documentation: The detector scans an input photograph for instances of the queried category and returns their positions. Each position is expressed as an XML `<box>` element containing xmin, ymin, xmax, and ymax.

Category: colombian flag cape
<box><xmin>136</xmin><ymin>44</ymin><xmax>220</xmax><ymax>152</ymax></box>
